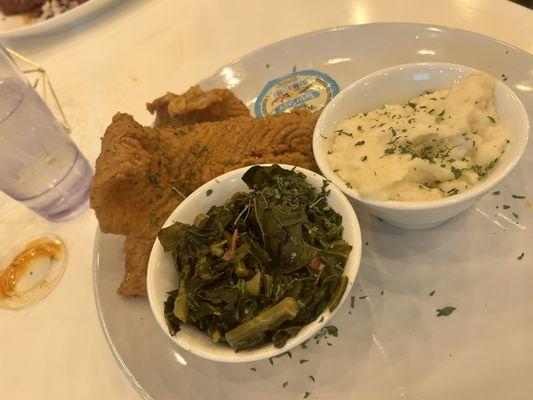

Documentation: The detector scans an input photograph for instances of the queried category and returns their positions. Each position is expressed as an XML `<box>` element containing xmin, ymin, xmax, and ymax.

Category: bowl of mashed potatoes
<box><xmin>313</xmin><ymin>63</ymin><xmax>529</xmax><ymax>229</ymax></box>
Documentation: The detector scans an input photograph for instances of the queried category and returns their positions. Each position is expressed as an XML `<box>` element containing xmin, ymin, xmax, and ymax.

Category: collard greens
<box><xmin>158</xmin><ymin>165</ymin><xmax>352</xmax><ymax>351</ymax></box>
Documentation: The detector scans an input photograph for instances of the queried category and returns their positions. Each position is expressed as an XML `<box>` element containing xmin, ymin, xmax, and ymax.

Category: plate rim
<box><xmin>200</xmin><ymin>22</ymin><xmax>533</xmax><ymax>87</ymax></box>
<box><xmin>92</xmin><ymin>228</ymin><xmax>153</xmax><ymax>400</ymax></box>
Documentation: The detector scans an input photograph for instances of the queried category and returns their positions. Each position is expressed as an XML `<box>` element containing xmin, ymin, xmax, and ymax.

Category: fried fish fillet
<box><xmin>146</xmin><ymin>85</ymin><xmax>251</xmax><ymax>128</ymax></box>
<box><xmin>91</xmin><ymin>108</ymin><xmax>319</xmax><ymax>297</ymax></box>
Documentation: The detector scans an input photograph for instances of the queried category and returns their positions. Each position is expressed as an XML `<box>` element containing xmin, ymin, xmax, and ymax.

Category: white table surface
<box><xmin>0</xmin><ymin>0</ymin><xmax>531</xmax><ymax>398</ymax></box>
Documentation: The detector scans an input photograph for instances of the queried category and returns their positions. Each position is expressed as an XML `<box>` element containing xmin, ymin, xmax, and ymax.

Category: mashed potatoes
<box><xmin>327</xmin><ymin>72</ymin><xmax>511</xmax><ymax>201</ymax></box>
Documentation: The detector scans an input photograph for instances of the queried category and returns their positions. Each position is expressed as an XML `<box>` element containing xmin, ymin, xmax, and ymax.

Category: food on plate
<box><xmin>0</xmin><ymin>0</ymin><xmax>44</xmax><ymax>15</ymax></box>
<box><xmin>147</xmin><ymin>85</ymin><xmax>251</xmax><ymax>128</ymax></box>
<box><xmin>328</xmin><ymin>72</ymin><xmax>511</xmax><ymax>201</ymax></box>
<box><xmin>0</xmin><ymin>0</ymin><xmax>88</xmax><ymax>19</ymax></box>
<box><xmin>158</xmin><ymin>165</ymin><xmax>351</xmax><ymax>351</ymax></box>
<box><xmin>90</xmin><ymin>87</ymin><xmax>319</xmax><ymax>297</ymax></box>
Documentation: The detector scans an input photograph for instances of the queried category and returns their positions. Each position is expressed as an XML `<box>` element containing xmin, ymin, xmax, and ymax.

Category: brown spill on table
<box><xmin>0</xmin><ymin>237</ymin><xmax>62</xmax><ymax>301</ymax></box>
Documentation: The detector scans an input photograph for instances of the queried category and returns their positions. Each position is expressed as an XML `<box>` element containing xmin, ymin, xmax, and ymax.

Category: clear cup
<box><xmin>0</xmin><ymin>46</ymin><xmax>92</xmax><ymax>221</ymax></box>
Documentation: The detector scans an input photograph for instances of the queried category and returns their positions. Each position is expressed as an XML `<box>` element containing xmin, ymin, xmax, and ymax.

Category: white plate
<box><xmin>93</xmin><ymin>23</ymin><xmax>533</xmax><ymax>400</ymax></box>
<box><xmin>0</xmin><ymin>0</ymin><xmax>116</xmax><ymax>39</ymax></box>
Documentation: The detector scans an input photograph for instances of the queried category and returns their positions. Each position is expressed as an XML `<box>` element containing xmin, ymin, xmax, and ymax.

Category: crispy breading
<box><xmin>91</xmin><ymin>91</ymin><xmax>319</xmax><ymax>297</ymax></box>
<box><xmin>118</xmin><ymin>235</ymin><xmax>154</xmax><ymax>297</ymax></box>
<box><xmin>146</xmin><ymin>85</ymin><xmax>250</xmax><ymax>128</ymax></box>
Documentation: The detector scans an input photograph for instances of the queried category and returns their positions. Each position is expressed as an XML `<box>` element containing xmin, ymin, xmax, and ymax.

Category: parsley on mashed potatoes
<box><xmin>328</xmin><ymin>72</ymin><xmax>511</xmax><ymax>201</ymax></box>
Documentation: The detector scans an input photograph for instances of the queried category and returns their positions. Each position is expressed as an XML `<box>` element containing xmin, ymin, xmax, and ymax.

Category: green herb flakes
<box><xmin>354</xmin><ymin>140</ymin><xmax>365</xmax><ymax>146</ymax></box>
<box><xmin>335</xmin><ymin>129</ymin><xmax>353</xmax><ymax>137</ymax></box>
<box><xmin>492</xmin><ymin>191</ymin><xmax>500</xmax><ymax>195</ymax></box>
<box><xmin>512</xmin><ymin>194</ymin><xmax>526</xmax><ymax>199</ymax></box>
<box><xmin>150</xmin><ymin>215</ymin><xmax>159</xmax><ymax>226</ymax></box>
<box><xmin>451</xmin><ymin>166</ymin><xmax>462</xmax><ymax>179</ymax></box>
<box><xmin>250</xmin><ymin>367</ymin><xmax>256</xmax><ymax>372</ymax></box>
<box><xmin>487</xmin><ymin>115</ymin><xmax>496</xmax><ymax>123</ymax></box>
<box><xmin>517</xmin><ymin>252</ymin><xmax>525</xmax><ymax>260</ymax></box>
<box><xmin>325</xmin><ymin>325</ymin><xmax>338</xmax><ymax>337</ymax></box>
<box><xmin>361</xmin><ymin>155</ymin><xmax>368</xmax><ymax>161</ymax></box>
<box><xmin>303</xmin><ymin>392</ymin><xmax>311</xmax><ymax>399</ymax></box>
<box><xmin>429</xmin><ymin>290</ymin><xmax>436</xmax><ymax>296</ymax></box>
<box><xmin>148</xmin><ymin>174</ymin><xmax>158</xmax><ymax>185</ymax></box>
<box><xmin>502</xmin><ymin>204</ymin><xmax>511</xmax><ymax>209</ymax></box>
<box><xmin>206</xmin><ymin>189</ymin><xmax>213</xmax><ymax>196</ymax></box>
<box><xmin>308</xmin><ymin>375</ymin><xmax>315</xmax><ymax>383</ymax></box>
<box><xmin>300</xmin><ymin>359</ymin><xmax>309</xmax><ymax>364</ymax></box>
<box><xmin>350</xmin><ymin>295</ymin><xmax>355</xmax><ymax>309</ymax></box>
<box><xmin>282</xmin><ymin>381</ymin><xmax>288</xmax><ymax>388</ymax></box>
<box><xmin>436</xmin><ymin>306</ymin><xmax>456</xmax><ymax>317</ymax></box>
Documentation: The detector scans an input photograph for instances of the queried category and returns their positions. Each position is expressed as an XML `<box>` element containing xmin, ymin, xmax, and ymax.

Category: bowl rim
<box><xmin>146</xmin><ymin>163</ymin><xmax>362</xmax><ymax>363</ymax></box>
<box><xmin>313</xmin><ymin>61</ymin><xmax>530</xmax><ymax>210</ymax></box>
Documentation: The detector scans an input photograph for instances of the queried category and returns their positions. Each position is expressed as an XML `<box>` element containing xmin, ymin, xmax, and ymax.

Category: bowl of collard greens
<box><xmin>147</xmin><ymin>164</ymin><xmax>361</xmax><ymax>362</ymax></box>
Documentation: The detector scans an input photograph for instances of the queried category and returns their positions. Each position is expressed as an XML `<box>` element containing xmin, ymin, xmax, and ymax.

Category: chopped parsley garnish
<box><xmin>501</xmin><ymin>73</ymin><xmax>508</xmax><ymax>81</ymax></box>
<box><xmin>350</xmin><ymin>295</ymin><xmax>355</xmax><ymax>308</ymax></box>
<box><xmin>383</xmin><ymin>147</ymin><xmax>395</xmax><ymax>156</ymax></box>
<box><xmin>512</xmin><ymin>194</ymin><xmax>526</xmax><ymax>199</ymax></box>
<box><xmin>335</xmin><ymin>129</ymin><xmax>353</xmax><ymax>137</ymax></box>
<box><xmin>206</xmin><ymin>189</ymin><xmax>213</xmax><ymax>196</ymax></box>
<box><xmin>429</xmin><ymin>290</ymin><xmax>436</xmax><ymax>296</ymax></box>
<box><xmin>303</xmin><ymin>392</ymin><xmax>311</xmax><ymax>399</ymax></box>
<box><xmin>354</xmin><ymin>140</ymin><xmax>365</xmax><ymax>146</ymax></box>
<box><xmin>357</xmin><ymin>125</ymin><xmax>363</xmax><ymax>131</ymax></box>
<box><xmin>517</xmin><ymin>252</ymin><xmax>525</xmax><ymax>260</ymax></box>
<box><xmin>308</xmin><ymin>375</ymin><xmax>315</xmax><ymax>383</ymax></box>
<box><xmin>451</xmin><ymin>166</ymin><xmax>462</xmax><ymax>179</ymax></box>
<box><xmin>300</xmin><ymin>359</ymin><xmax>309</xmax><ymax>364</ymax></box>
<box><xmin>447</xmin><ymin>188</ymin><xmax>459</xmax><ymax>196</ymax></box>
<box><xmin>487</xmin><ymin>115</ymin><xmax>496</xmax><ymax>123</ymax></box>
<box><xmin>358</xmin><ymin>295</ymin><xmax>368</xmax><ymax>300</ymax></box>
<box><xmin>148</xmin><ymin>174</ymin><xmax>158</xmax><ymax>185</ymax></box>
<box><xmin>361</xmin><ymin>155</ymin><xmax>368</xmax><ymax>161</ymax></box>
<box><xmin>150</xmin><ymin>215</ymin><xmax>159</xmax><ymax>226</ymax></box>
<box><xmin>502</xmin><ymin>204</ymin><xmax>511</xmax><ymax>209</ymax></box>
<box><xmin>282</xmin><ymin>381</ymin><xmax>288</xmax><ymax>388</ymax></box>
<box><xmin>436</xmin><ymin>306</ymin><xmax>456</xmax><ymax>317</ymax></box>
<box><xmin>513</xmin><ymin>212</ymin><xmax>519</xmax><ymax>219</ymax></box>
<box><xmin>492</xmin><ymin>191</ymin><xmax>500</xmax><ymax>195</ymax></box>
<box><xmin>265</xmin><ymin>63</ymin><xmax>270</xmax><ymax>68</ymax></box>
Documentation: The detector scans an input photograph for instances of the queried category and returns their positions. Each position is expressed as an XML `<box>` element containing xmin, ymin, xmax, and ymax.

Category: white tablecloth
<box><xmin>0</xmin><ymin>0</ymin><xmax>531</xmax><ymax>398</ymax></box>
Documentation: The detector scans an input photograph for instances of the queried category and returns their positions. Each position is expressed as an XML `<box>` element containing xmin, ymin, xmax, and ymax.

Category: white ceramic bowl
<box><xmin>313</xmin><ymin>62</ymin><xmax>530</xmax><ymax>230</ymax></box>
<box><xmin>146</xmin><ymin>164</ymin><xmax>362</xmax><ymax>362</ymax></box>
